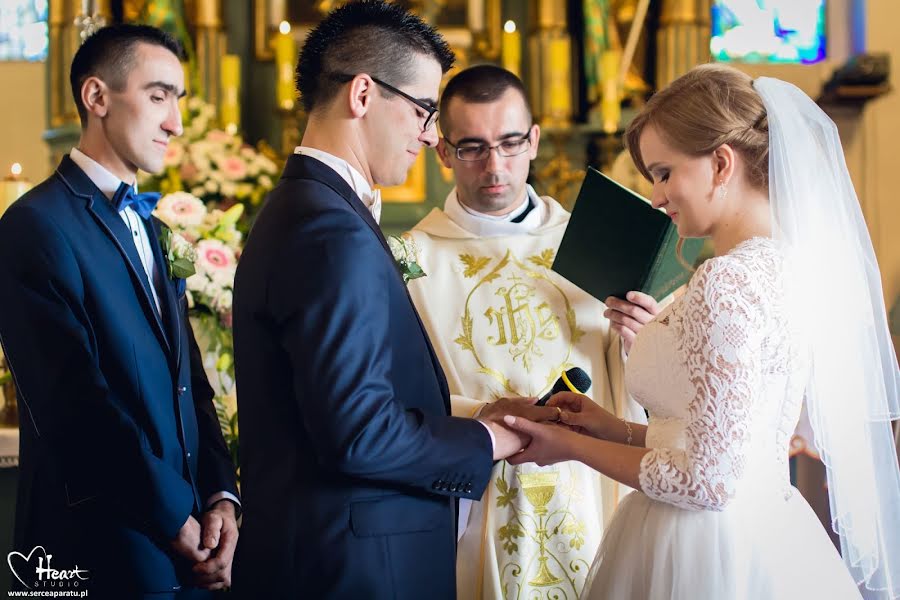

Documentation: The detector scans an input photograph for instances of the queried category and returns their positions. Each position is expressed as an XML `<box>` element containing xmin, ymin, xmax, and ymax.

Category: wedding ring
<box><xmin>554</xmin><ymin>406</ymin><xmax>562</xmax><ymax>421</ymax></box>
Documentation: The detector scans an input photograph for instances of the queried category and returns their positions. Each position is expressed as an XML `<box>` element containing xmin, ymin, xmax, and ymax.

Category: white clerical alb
<box><xmin>406</xmin><ymin>188</ymin><xmax>644</xmax><ymax>600</ymax></box>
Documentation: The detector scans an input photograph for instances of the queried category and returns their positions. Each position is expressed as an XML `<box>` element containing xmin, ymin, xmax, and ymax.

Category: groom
<box><xmin>0</xmin><ymin>25</ymin><xmax>238</xmax><ymax>596</ymax></box>
<box><xmin>232</xmin><ymin>2</ymin><xmax>544</xmax><ymax>598</ymax></box>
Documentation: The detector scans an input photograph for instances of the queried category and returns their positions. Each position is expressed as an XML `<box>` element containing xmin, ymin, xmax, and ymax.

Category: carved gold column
<box><xmin>528</xmin><ymin>0</ymin><xmax>573</xmax><ymax>128</ymax></box>
<box><xmin>656</xmin><ymin>0</ymin><xmax>711</xmax><ymax>89</ymax></box>
<box><xmin>45</xmin><ymin>0</ymin><xmax>111</xmax><ymax>165</ymax></box>
<box><xmin>189</xmin><ymin>0</ymin><xmax>226</xmax><ymax>105</ymax></box>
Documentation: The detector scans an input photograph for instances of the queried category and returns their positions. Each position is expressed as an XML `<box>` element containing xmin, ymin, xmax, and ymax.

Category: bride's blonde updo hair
<box><xmin>625</xmin><ymin>63</ymin><xmax>770</xmax><ymax>191</ymax></box>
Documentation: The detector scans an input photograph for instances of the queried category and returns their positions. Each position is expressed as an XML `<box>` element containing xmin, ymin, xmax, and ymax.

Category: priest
<box><xmin>404</xmin><ymin>65</ymin><xmax>658</xmax><ymax>600</ymax></box>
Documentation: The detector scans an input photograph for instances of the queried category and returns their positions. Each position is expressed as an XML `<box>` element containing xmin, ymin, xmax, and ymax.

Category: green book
<box><xmin>552</xmin><ymin>167</ymin><xmax>704</xmax><ymax>302</ymax></box>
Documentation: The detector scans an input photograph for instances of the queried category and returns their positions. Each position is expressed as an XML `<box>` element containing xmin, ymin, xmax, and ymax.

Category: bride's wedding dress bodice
<box><xmin>626</xmin><ymin>237</ymin><xmax>808</xmax><ymax>511</ymax></box>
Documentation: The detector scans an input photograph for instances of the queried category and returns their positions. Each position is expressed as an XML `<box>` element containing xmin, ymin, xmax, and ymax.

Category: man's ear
<box><xmin>436</xmin><ymin>138</ymin><xmax>453</xmax><ymax>169</ymax></box>
<box><xmin>82</xmin><ymin>76</ymin><xmax>110</xmax><ymax>118</ymax></box>
<box><xmin>528</xmin><ymin>124</ymin><xmax>541</xmax><ymax>160</ymax></box>
<box><xmin>348</xmin><ymin>74</ymin><xmax>375</xmax><ymax>119</ymax></box>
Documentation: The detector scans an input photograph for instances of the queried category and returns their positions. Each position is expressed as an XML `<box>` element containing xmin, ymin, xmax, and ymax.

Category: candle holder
<box><xmin>1</xmin><ymin>164</ymin><xmax>33</xmax><ymax>217</ymax></box>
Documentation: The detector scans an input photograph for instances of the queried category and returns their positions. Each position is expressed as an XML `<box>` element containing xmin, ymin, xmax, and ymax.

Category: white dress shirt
<box><xmin>294</xmin><ymin>146</ymin><xmax>382</xmax><ymax>223</ymax></box>
<box><xmin>69</xmin><ymin>148</ymin><xmax>239</xmax><ymax>512</ymax></box>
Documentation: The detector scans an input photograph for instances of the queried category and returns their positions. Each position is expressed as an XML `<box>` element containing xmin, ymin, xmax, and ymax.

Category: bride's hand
<box><xmin>547</xmin><ymin>392</ymin><xmax>617</xmax><ymax>439</ymax></box>
<box><xmin>502</xmin><ymin>416</ymin><xmax>580</xmax><ymax>467</ymax></box>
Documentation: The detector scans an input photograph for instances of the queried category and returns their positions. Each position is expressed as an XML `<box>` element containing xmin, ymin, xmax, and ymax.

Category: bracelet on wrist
<box><xmin>620</xmin><ymin>417</ymin><xmax>633</xmax><ymax>446</ymax></box>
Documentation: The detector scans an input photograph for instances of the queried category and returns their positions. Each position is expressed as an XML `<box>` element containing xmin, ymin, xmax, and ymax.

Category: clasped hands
<box><xmin>170</xmin><ymin>499</ymin><xmax>239</xmax><ymax>591</ymax></box>
<box><xmin>480</xmin><ymin>391</ymin><xmax>620</xmax><ymax>466</ymax></box>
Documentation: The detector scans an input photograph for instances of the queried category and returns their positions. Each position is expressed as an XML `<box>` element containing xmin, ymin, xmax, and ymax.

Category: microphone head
<box><xmin>566</xmin><ymin>367</ymin><xmax>591</xmax><ymax>393</ymax></box>
<box><xmin>551</xmin><ymin>367</ymin><xmax>592</xmax><ymax>394</ymax></box>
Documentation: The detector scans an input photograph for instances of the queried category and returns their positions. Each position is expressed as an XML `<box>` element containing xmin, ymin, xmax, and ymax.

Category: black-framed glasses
<box><xmin>443</xmin><ymin>131</ymin><xmax>533</xmax><ymax>162</ymax></box>
<box><xmin>329</xmin><ymin>73</ymin><xmax>439</xmax><ymax>132</ymax></box>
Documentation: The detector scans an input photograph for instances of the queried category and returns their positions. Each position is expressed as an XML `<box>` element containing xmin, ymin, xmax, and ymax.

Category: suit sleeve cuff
<box><xmin>206</xmin><ymin>491</ymin><xmax>241</xmax><ymax>512</ymax></box>
<box><xmin>476</xmin><ymin>419</ymin><xmax>495</xmax><ymax>453</ymax></box>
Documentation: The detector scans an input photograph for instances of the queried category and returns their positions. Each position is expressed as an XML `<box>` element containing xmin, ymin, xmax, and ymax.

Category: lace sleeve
<box><xmin>638</xmin><ymin>256</ymin><xmax>769</xmax><ymax>511</ymax></box>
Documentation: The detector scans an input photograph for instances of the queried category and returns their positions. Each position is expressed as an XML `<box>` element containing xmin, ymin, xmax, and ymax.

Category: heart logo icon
<box><xmin>7</xmin><ymin>545</ymin><xmax>47</xmax><ymax>589</ymax></box>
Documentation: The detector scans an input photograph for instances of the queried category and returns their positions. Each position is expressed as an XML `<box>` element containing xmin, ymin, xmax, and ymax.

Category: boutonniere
<box><xmin>387</xmin><ymin>234</ymin><xmax>425</xmax><ymax>285</ymax></box>
<box><xmin>159</xmin><ymin>225</ymin><xmax>198</xmax><ymax>280</ymax></box>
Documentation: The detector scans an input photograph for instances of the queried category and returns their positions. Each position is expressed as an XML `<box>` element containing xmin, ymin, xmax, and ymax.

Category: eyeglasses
<box><xmin>329</xmin><ymin>73</ymin><xmax>439</xmax><ymax>132</ymax></box>
<box><xmin>443</xmin><ymin>131</ymin><xmax>533</xmax><ymax>162</ymax></box>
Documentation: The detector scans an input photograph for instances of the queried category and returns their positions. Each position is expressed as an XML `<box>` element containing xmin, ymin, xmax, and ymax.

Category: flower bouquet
<box><xmin>140</xmin><ymin>97</ymin><xmax>280</xmax><ymax>230</ymax></box>
<box><xmin>153</xmin><ymin>191</ymin><xmax>242</xmax><ymax>471</ymax></box>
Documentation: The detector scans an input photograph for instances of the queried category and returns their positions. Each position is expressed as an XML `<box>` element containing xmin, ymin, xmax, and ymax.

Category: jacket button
<box><xmin>450</xmin><ymin>483</ymin><xmax>460</xmax><ymax>492</ymax></box>
<box><xmin>464</xmin><ymin>484</ymin><xmax>473</xmax><ymax>494</ymax></box>
<box><xmin>178</xmin><ymin>386</ymin><xmax>186</xmax><ymax>395</ymax></box>
<box><xmin>187</xmin><ymin>452</ymin><xmax>191</xmax><ymax>458</ymax></box>
<box><xmin>432</xmin><ymin>480</ymin><xmax>443</xmax><ymax>490</ymax></box>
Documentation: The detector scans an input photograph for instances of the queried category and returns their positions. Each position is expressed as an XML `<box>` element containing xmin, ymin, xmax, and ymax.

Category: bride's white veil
<box><xmin>754</xmin><ymin>77</ymin><xmax>900</xmax><ymax>599</ymax></box>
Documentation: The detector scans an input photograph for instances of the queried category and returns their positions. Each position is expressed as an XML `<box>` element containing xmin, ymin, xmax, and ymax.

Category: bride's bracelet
<box><xmin>620</xmin><ymin>417</ymin><xmax>633</xmax><ymax>446</ymax></box>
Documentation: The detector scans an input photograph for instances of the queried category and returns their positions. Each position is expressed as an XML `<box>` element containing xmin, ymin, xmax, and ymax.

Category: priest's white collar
<box><xmin>443</xmin><ymin>185</ymin><xmax>545</xmax><ymax>237</ymax></box>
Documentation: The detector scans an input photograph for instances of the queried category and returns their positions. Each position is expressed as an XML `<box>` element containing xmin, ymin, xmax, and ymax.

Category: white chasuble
<box><xmin>405</xmin><ymin>191</ymin><xmax>643</xmax><ymax>600</ymax></box>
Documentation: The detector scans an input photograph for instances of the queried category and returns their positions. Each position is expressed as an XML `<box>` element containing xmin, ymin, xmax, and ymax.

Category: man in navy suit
<box><xmin>232</xmin><ymin>2</ymin><xmax>552</xmax><ymax>598</ymax></box>
<box><xmin>0</xmin><ymin>25</ymin><xmax>238</xmax><ymax>597</ymax></box>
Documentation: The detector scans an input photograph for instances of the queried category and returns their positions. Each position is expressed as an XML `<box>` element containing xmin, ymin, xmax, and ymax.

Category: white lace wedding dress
<box><xmin>585</xmin><ymin>237</ymin><xmax>861</xmax><ymax>600</ymax></box>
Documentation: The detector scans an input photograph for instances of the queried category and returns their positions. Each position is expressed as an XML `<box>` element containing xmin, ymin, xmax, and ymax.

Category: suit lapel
<box><xmin>146</xmin><ymin>216</ymin><xmax>183</xmax><ymax>374</ymax></box>
<box><xmin>56</xmin><ymin>157</ymin><xmax>172</xmax><ymax>358</ymax></box>
<box><xmin>283</xmin><ymin>154</ymin><xmax>451</xmax><ymax>410</ymax></box>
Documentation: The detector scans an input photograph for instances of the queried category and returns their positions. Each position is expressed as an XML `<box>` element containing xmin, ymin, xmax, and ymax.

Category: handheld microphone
<box><xmin>535</xmin><ymin>367</ymin><xmax>591</xmax><ymax>406</ymax></box>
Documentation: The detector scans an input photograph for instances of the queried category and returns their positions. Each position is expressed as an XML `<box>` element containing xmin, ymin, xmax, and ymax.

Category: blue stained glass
<box><xmin>0</xmin><ymin>0</ymin><xmax>49</xmax><ymax>62</ymax></box>
<box><xmin>711</xmin><ymin>0</ymin><xmax>827</xmax><ymax>65</ymax></box>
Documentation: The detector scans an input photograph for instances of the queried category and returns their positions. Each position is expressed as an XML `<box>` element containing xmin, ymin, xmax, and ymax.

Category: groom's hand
<box><xmin>171</xmin><ymin>515</ymin><xmax>212</xmax><ymax>564</ymax></box>
<box><xmin>478</xmin><ymin>397</ymin><xmax>560</xmax><ymax>460</ymax></box>
<box><xmin>483</xmin><ymin>419</ymin><xmax>529</xmax><ymax>460</ymax></box>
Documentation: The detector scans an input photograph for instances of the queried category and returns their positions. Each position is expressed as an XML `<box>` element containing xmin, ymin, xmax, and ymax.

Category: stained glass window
<box><xmin>711</xmin><ymin>0</ymin><xmax>826</xmax><ymax>65</ymax></box>
<box><xmin>0</xmin><ymin>0</ymin><xmax>48</xmax><ymax>62</ymax></box>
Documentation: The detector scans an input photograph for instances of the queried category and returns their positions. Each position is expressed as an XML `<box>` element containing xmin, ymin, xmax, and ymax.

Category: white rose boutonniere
<box><xmin>387</xmin><ymin>234</ymin><xmax>425</xmax><ymax>285</ymax></box>
<box><xmin>159</xmin><ymin>225</ymin><xmax>198</xmax><ymax>280</ymax></box>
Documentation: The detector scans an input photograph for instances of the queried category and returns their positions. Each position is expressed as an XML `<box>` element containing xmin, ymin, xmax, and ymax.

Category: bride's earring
<box><xmin>717</xmin><ymin>183</ymin><xmax>728</xmax><ymax>201</ymax></box>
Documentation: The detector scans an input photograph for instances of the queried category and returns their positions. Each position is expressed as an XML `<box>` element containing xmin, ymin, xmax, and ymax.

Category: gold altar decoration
<box><xmin>528</xmin><ymin>0</ymin><xmax>574</xmax><ymax>128</ymax></box>
<box><xmin>274</xmin><ymin>20</ymin><xmax>296</xmax><ymax>111</ymax></box>
<box><xmin>219</xmin><ymin>54</ymin><xmax>241</xmax><ymax>133</ymax></box>
<box><xmin>188</xmin><ymin>0</ymin><xmax>226</xmax><ymax>107</ymax></box>
<box><xmin>501</xmin><ymin>20</ymin><xmax>521</xmax><ymax>78</ymax></box>
<box><xmin>254</xmin><ymin>0</ymin><xmax>501</xmax><ymax>63</ymax></box>
<box><xmin>0</xmin><ymin>351</ymin><xmax>17</xmax><ymax>428</ymax></box>
<box><xmin>534</xmin><ymin>133</ymin><xmax>585</xmax><ymax>209</ymax></box>
<box><xmin>657</xmin><ymin>0</ymin><xmax>712</xmax><ymax>88</ymax></box>
<box><xmin>48</xmin><ymin>0</ymin><xmax>111</xmax><ymax>130</ymax></box>
<box><xmin>0</xmin><ymin>164</ymin><xmax>32</xmax><ymax>217</ymax></box>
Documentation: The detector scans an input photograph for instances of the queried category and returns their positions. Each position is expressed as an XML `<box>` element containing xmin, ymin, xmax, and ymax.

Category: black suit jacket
<box><xmin>0</xmin><ymin>157</ymin><xmax>238</xmax><ymax>594</ymax></box>
<box><xmin>232</xmin><ymin>154</ymin><xmax>493</xmax><ymax>599</ymax></box>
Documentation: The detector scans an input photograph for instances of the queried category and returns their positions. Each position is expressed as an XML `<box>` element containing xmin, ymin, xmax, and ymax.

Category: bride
<box><xmin>503</xmin><ymin>64</ymin><xmax>900</xmax><ymax>599</ymax></box>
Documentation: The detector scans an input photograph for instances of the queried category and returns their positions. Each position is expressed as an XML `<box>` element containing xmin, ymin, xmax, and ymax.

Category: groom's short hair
<box><xmin>296</xmin><ymin>0</ymin><xmax>455</xmax><ymax>114</ymax></box>
<box><xmin>70</xmin><ymin>24</ymin><xmax>184</xmax><ymax>127</ymax></box>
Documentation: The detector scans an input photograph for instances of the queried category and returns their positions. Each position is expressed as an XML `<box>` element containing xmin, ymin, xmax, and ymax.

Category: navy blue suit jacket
<box><xmin>0</xmin><ymin>157</ymin><xmax>238</xmax><ymax>594</ymax></box>
<box><xmin>232</xmin><ymin>155</ymin><xmax>494</xmax><ymax>599</ymax></box>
